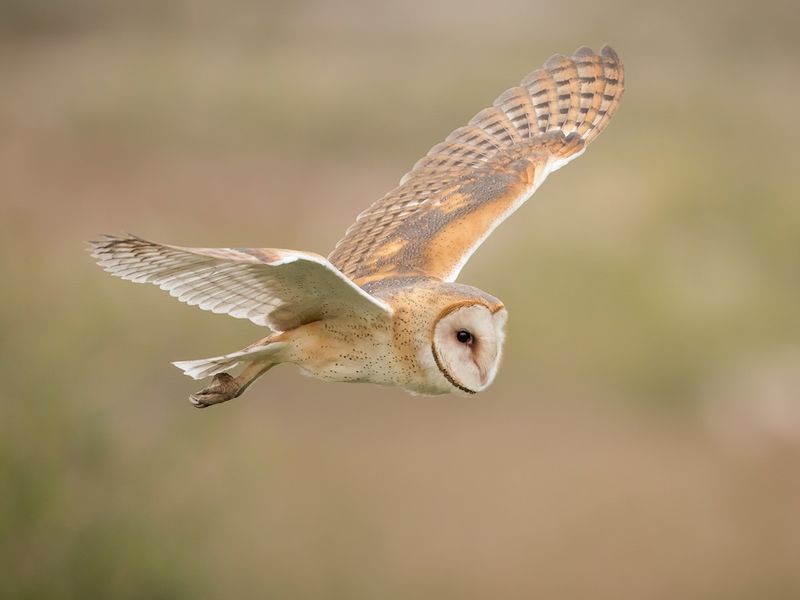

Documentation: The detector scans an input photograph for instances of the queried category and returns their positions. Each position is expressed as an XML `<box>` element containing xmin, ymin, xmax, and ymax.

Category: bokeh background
<box><xmin>2</xmin><ymin>0</ymin><xmax>799</xmax><ymax>597</ymax></box>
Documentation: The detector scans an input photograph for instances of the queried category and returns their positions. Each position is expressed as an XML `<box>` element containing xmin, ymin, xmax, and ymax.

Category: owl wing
<box><xmin>328</xmin><ymin>45</ymin><xmax>624</xmax><ymax>285</ymax></box>
<box><xmin>90</xmin><ymin>235</ymin><xmax>392</xmax><ymax>330</ymax></box>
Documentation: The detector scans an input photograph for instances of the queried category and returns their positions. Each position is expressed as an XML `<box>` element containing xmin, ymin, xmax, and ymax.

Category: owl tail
<box><xmin>172</xmin><ymin>340</ymin><xmax>288</xmax><ymax>380</ymax></box>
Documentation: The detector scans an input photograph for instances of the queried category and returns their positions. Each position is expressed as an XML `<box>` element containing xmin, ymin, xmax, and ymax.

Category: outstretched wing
<box><xmin>328</xmin><ymin>45</ymin><xmax>624</xmax><ymax>285</ymax></box>
<box><xmin>90</xmin><ymin>235</ymin><xmax>392</xmax><ymax>330</ymax></box>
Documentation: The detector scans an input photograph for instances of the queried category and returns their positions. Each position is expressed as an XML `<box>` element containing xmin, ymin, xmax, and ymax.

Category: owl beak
<box><xmin>473</xmin><ymin>358</ymin><xmax>489</xmax><ymax>387</ymax></box>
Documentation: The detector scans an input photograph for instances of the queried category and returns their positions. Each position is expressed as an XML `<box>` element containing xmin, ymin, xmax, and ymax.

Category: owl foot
<box><xmin>190</xmin><ymin>372</ymin><xmax>240</xmax><ymax>408</ymax></box>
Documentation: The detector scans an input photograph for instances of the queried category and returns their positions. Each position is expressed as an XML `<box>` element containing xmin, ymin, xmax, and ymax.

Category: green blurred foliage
<box><xmin>2</xmin><ymin>0</ymin><xmax>799</xmax><ymax>598</ymax></box>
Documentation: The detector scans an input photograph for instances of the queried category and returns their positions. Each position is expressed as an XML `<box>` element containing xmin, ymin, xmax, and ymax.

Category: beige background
<box><xmin>2</xmin><ymin>0</ymin><xmax>799</xmax><ymax>597</ymax></box>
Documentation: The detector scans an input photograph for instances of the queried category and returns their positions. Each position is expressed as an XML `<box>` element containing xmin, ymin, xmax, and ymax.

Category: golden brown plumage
<box><xmin>89</xmin><ymin>46</ymin><xmax>624</xmax><ymax>407</ymax></box>
<box><xmin>328</xmin><ymin>45</ymin><xmax>624</xmax><ymax>284</ymax></box>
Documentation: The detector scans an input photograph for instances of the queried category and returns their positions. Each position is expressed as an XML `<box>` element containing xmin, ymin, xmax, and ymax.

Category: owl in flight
<box><xmin>90</xmin><ymin>46</ymin><xmax>624</xmax><ymax>407</ymax></box>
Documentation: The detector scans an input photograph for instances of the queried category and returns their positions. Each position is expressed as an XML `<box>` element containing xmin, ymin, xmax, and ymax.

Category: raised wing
<box><xmin>328</xmin><ymin>45</ymin><xmax>624</xmax><ymax>285</ymax></box>
<box><xmin>90</xmin><ymin>235</ymin><xmax>392</xmax><ymax>330</ymax></box>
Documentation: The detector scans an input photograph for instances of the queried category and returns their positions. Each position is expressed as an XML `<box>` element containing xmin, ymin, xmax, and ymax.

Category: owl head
<box><xmin>401</xmin><ymin>279</ymin><xmax>506</xmax><ymax>396</ymax></box>
<box><xmin>431</xmin><ymin>301</ymin><xmax>507</xmax><ymax>395</ymax></box>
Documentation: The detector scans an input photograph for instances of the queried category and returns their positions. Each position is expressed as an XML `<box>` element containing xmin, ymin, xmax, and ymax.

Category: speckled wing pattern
<box><xmin>90</xmin><ymin>235</ymin><xmax>392</xmax><ymax>330</ymax></box>
<box><xmin>328</xmin><ymin>46</ymin><xmax>624</xmax><ymax>285</ymax></box>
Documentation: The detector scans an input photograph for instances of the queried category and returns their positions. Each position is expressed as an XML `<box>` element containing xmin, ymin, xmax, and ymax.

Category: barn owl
<box><xmin>90</xmin><ymin>46</ymin><xmax>624</xmax><ymax>407</ymax></box>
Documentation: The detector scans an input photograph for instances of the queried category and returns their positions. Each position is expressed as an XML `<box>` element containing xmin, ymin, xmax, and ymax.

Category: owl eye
<box><xmin>455</xmin><ymin>330</ymin><xmax>473</xmax><ymax>344</ymax></box>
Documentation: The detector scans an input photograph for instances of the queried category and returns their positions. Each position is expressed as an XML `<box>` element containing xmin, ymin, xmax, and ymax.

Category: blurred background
<box><xmin>2</xmin><ymin>0</ymin><xmax>799</xmax><ymax>597</ymax></box>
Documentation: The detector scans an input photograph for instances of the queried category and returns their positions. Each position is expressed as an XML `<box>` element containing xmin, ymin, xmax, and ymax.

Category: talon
<box><xmin>189</xmin><ymin>372</ymin><xmax>239</xmax><ymax>408</ymax></box>
<box><xmin>189</xmin><ymin>394</ymin><xmax>211</xmax><ymax>408</ymax></box>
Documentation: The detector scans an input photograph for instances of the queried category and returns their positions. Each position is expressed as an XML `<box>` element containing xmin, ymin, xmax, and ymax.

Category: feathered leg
<box><xmin>189</xmin><ymin>360</ymin><xmax>274</xmax><ymax>408</ymax></box>
<box><xmin>173</xmin><ymin>336</ymin><xmax>289</xmax><ymax>408</ymax></box>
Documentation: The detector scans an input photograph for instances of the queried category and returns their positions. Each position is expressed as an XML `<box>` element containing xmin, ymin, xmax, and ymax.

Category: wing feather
<box><xmin>328</xmin><ymin>45</ymin><xmax>624</xmax><ymax>284</ymax></box>
<box><xmin>90</xmin><ymin>235</ymin><xmax>391</xmax><ymax>330</ymax></box>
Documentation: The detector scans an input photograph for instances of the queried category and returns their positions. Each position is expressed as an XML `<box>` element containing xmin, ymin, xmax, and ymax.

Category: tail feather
<box><xmin>172</xmin><ymin>356</ymin><xmax>239</xmax><ymax>380</ymax></box>
<box><xmin>173</xmin><ymin>342</ymin><xmax>288</xmax><ymax>380</ymax></box>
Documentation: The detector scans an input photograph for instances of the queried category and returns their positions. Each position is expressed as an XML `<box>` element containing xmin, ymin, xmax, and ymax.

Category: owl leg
<box><xmin>189</xmin><ymin>360</ymin><xmax>273</xmax><ymax>409</ymax></box>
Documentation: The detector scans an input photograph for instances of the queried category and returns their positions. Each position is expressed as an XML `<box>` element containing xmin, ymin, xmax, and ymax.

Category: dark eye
<box><xmin>456</xmin><ymin>330</ymin><xmax>473</xmax><ymax>344</ymax></box>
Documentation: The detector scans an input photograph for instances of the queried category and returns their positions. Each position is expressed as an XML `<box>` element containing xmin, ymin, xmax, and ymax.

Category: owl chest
<box><xmin>290</xmin><ymin>318</ymin><xmax>407</xmax><ymax>385</ymax></box>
